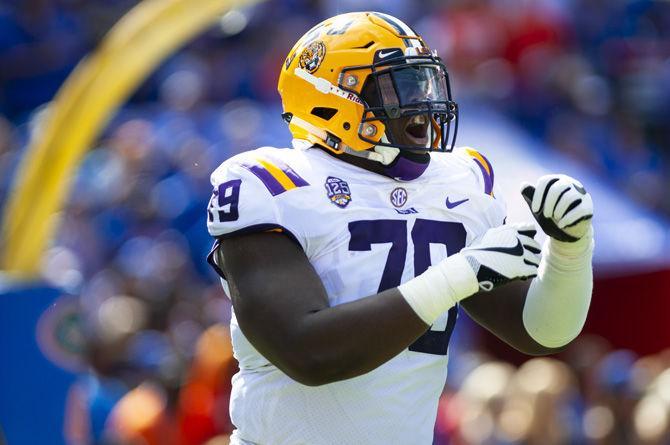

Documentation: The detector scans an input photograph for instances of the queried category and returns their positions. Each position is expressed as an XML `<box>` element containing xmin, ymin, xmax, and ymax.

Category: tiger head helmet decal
<box><xmin>299</xmin><ymin>41</ymin><xmax>326</xmax><ymax>73</ymax></box>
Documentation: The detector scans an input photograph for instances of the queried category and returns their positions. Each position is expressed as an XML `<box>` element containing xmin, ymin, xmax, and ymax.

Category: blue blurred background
<box><xmin>0</xmin><ymin>0</ymin><xmax>669</xmax><ymax>444</ymax></box>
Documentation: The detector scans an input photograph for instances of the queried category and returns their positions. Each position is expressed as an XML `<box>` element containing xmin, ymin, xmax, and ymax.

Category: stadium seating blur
<box><xmin>0</xmin><ymin>1</ymin><xmax>669</xmax><ymax>444</ymax></box>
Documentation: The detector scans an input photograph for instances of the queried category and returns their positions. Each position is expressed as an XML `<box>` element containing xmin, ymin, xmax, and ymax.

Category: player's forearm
<box><xmin>459</xmin><ymin>282</ymin><xmax>559</xmax><ymax>355</ymax></box>
<box><xmin>522</xmin><ymin>228</ymin><xmax>594</xmax><ymax>347</ymax></box>
<box><xmin>287</xmin><ymin>289</ymin><xmax>429</xmax><ymax>385</ymax></box>
<box><xmin>219</xmin><ymin>233</ymin><xmax>430</xmax><ymax>387</ymax></box>
<box><xmin>288</xmin><ymin>228</ymin><xmax>537</xmax><ymax>384</ymax></box>
<box><xmin>237</xmin><ymin>297</ymin><xmax>428</xmax><ymax>387</ymax></box>
<box><xmin>462</xmin><ymin>231</ymin><xmax>594</xmax><ymax>354</ymax></box>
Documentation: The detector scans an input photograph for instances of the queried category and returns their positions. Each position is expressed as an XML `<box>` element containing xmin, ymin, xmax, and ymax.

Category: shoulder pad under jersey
<box><xmin>207</xmin><ymin>148</ymin><xmax>310</xmax><ymax>243</ymax></box>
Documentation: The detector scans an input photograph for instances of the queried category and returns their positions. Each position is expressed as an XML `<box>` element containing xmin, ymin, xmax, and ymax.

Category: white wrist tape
<box><xmin>523</xmin><ymin>227</ymin><xmax>594</xmax><ymax>347</ymax></box>
<box><xmin>398</xmin><ymin>253</ymin><xmax>479</xmax><ymax>325</ymax></box>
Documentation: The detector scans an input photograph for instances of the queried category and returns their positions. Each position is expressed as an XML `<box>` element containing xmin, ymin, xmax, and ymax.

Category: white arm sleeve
<box><xmin>522</xmin><ymin>227</ymin><xmax>594</xmax><ymax>348</ymax></box>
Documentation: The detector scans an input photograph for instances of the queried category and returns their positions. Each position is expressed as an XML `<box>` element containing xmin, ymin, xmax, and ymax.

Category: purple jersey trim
<box><xmin>384</xmin><ymin>154</ymin><xmax>430</xmax><ymax>181</ymax></box>
<box><xmin>269</xmin><ymin>158</ymin><xmax>310</xmax><ymax>187</ymax></box>
<box><xmin>282</xmin><ymin>166</ymin><xmax>309</xmax><ymax>187</ymax></box>
<box><xmin>472</xmin><ymin>158</ymin><xmax>494</xmax><ymax>196</ymax></box>
<box><xmin>479</xmin><ymin>152</ymin><xmax>494</xmax><ymax>190</ymax></box>
<box><xmin>241</xmin><ymin>159</ymin><xmax>309</xmax><ymax>195</ymax></box>
<box><xmin>242</xmin><ymin>163</ymin><xmax>286</xmax><ymax>196</ymax></box>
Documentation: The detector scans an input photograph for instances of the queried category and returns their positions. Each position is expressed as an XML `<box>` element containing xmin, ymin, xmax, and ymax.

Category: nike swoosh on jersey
<box><xmin>479</xmin><ymin>239</ymin><xmax>524</xmax><ymax>256</ymax></box>
<box><xmin>445</xmin><ymin>197</ymin><xmax>469</xmax><ymax>209</ymax></box>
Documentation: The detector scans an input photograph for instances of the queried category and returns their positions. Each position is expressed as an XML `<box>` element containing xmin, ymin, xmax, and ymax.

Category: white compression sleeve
<box><xmin>523</xmin><ymin>227</ymin><xmax>594</xmax><ymax>348</ymax></box>
<box><xmin>398</xmin><ymin>253</ymin><xmax>479</xmax><ymax>325</ymax></box>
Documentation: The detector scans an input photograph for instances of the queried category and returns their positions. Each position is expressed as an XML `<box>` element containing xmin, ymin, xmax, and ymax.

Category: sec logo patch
<box><xmin>390</xmin><ymin>187</ymin><xmax>408</xmax><ymax>207</ymax></box>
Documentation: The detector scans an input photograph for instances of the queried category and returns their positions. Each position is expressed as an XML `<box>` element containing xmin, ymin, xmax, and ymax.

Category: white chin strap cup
<box><xmin>371</xmin><ymin>145</ymin><xmax>400</xmax><ymax>165</ymax></box>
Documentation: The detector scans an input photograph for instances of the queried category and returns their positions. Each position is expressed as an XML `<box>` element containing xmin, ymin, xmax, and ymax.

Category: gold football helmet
<box><xmin>278</xmin><ymin>12</ymin><xmax>458</xmax><ymax>163</ymax></box>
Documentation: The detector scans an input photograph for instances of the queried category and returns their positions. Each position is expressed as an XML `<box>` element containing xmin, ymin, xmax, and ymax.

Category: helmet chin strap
<box><xmin>371</xmin><ymin>132</ymin><xmax>432</xmax><ymax>165</ymax></box>
<box><xmin>343</xmin><ymin>136</ymin><xmax>430</xmax><ymax>182</ymax></box>
<box><xmin>340</xmin><ymin>140</ymin><xmax>399</xmax><ymax>165</ymax></box>
<box><xmin>295</xmin><ymin>135</ymin><xmax>431</xmax><ymax>182</ymax></box>
<box><xmin>292</xmin><ymin>136</ymin><xmax>399</xmax><ymax>164</ymax></box>
<box><xmin>372</xmin><ymin>135</ymin><xmax>400</xmax><ymax>165</ymax></box>
<box><xmin>370</xmin><ymin>145</ymin><xmax>400</xmax><ymax>165</ymax></box>
<box><xmin>374</xmin><ymin>136</ymin><xmax>431</xmax><ymax>182</ymax></box>
<box><xmin>341</xmin><ymin>136</ymin><xmax>400</xmax><ymax>165</ymax></box>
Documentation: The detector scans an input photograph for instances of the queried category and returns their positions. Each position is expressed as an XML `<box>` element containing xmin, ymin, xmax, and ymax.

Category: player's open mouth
<box><xmin>404</xmin><ymin>114</ymin><xmax>429</xmax><ymax>144</ymax></box>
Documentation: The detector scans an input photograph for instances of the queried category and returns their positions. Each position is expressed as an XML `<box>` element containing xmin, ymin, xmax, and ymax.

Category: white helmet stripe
<box><xmin>375</xmin><ymin>12</ymin><xmax>417</xmax><ymax>36</ymax></box>
<box><xmin>370</xmin><ymin>12</ymin><xmax>422</xmax><ymax>48</ymax></box>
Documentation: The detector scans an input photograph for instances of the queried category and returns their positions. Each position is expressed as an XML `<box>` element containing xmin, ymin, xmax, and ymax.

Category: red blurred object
<box><xmin>177</xmin><ymin>325</ymin><xmax>237</xmax><ymax>445</ymax></box>
<box><xmin>109</xmin><ymin>382</ymin><xmax>178</xmax><ymax>445</ymax></box>
<box><xmin>479</xmin><ymin>268</ymin><xmax>670</xmax><ymax>361</ymax></box>
<box><xmin>502</xmin><ymin>7</ymin><xmax>568</xmax><ymax>67</ymax></box>
<box><xmin>585</xmin><ymin>268</ymin><xmax>670</xmax><ymax>356</ymax></box>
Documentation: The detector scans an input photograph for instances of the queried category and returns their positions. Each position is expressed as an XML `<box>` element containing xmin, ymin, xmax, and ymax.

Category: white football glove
<box><xmin>461</xmin><ymin>223</ymin><xmax>541</xmax><ymax>291</ymax></box>
<box><xmin>398</xmin><ymin>223</ymin><xmax>541</xmax><ymax>324</ymax></box>
<box><xmin>521</xmin><ymin>174</ymin><xmax>593</xmax><ymax>242</ymax></box>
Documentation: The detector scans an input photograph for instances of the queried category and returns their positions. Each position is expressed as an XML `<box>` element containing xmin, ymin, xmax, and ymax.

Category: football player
<box><xmin>206</xmin><ymin>12</ymin><xmax>594</xmax><ymax>445</ymax></box>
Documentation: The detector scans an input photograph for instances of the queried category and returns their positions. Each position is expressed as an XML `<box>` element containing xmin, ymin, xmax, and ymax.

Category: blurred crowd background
<box><xmin>437</xmin><ymin>335</ymin><xmax>670</xmax><ymax>444</ymax></box>
<box><xmin>0</xmin><ymin>0</ymin><xmax>669</xmax><ymax>444</ymax></box>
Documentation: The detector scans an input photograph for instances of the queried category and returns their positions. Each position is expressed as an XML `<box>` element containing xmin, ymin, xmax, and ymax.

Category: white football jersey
<box><xmin>207</xmin><ymin>145</ymin><xmax>505</xmax><ymax>445</ymax></box>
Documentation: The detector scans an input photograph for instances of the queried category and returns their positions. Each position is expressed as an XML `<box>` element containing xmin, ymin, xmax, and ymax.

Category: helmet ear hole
<box><xmin>311</xmin><ymin>107</ymin><xmax>338</xmax><ymax>121</ymax></box>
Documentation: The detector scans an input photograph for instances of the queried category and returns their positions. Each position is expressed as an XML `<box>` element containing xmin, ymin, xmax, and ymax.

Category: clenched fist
<box><xmin>521</xmin><ymin>174</ymin><xmax>593</xmax><ymax>242</ymax></box>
